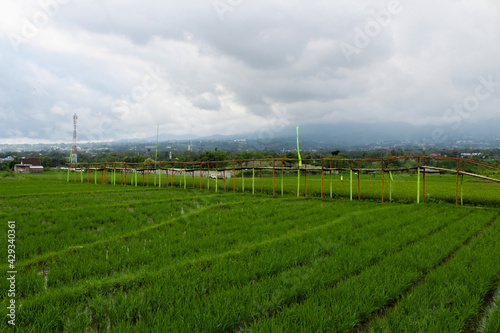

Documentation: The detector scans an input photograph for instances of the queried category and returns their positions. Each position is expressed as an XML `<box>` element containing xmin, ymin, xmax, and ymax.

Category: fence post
<box><xmin>273</xmin><ymin>159</ymin><xmax>276</xmax><ymax>197</ymax></box>
<box><xmin>461</xmin><ymin>160</ymin><xmax>464</xmax><ymax>206</ymax></box>
<box><xmin>456</xmin><ymin>160</ymin><xmax>460</xmax><ymax>206</ymax></box>
<box><xmin>304</xmin><ymin>161</ymin><xmax>307</xmax><ymax>197</ymax></box>
<box><xmin>358</xmin><ymin>160</ymin><xmax>361</xmax><ymax>201</ymax></box>
<box><xmin>382</xmin><ymin>159</ymin><xmax>385</xmax><ymax>203</ymax></box>
<box><xmin>215</xmin><ymin>162</ymin><xmax>218</xmax><ymax>193</ymax></box>
<box><xmin>350</xmin><ymin>160</ymin><xmax>353</xmax><ymax>201</ymax></box>
<box><xmin>281</xmin><ymin>160</ymin><xmax>284</xmax><ymax>196</ymax></box>
<box><xmin>417</xmin><ymin>158</ymin><xmax>420</xmax><ymax>204</ymax></box>
<box><xmin>297</xmin><ymin>159</ymin><xmax>300</xmax><ymax>198</ymax></box>
<box><xmin>252</xmin><ymin>160</ymin><xmax>255</xmax><ymax>195</ymax></box>
<box><xmin>330</xmin><ymin>160</ymin><xmax>333</xmax><ymax>199</ymax></box>
<box><xmin>260</xmin><ymin>160</ymin><xmax>263</xmax><ymax>192</ymax></box>
<box><xmin>423</xmin><ymin>158</ymin><xmax>426</xmax><ymax>202</ymax></box>
<box><xmin>241</xmin><ymin>161</ymin><xmax>244</xmax><ymax>193</ymax></box>
<box><xmin>321</xmin><ymin>160</ymin><xmax>324</xmax><ymax>199</ymax></box>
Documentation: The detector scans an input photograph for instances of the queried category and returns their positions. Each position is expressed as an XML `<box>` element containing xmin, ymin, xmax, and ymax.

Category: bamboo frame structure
<box><xmin>67</xmin><ymin>156</ymin><xmax>500</xmax><ymax>206</ymax></box>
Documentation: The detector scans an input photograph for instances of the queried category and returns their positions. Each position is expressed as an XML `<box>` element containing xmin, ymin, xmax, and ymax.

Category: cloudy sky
<box><xmin>1</xmin><ymin>0</ymin><xmax>499</xmax><ymax>143</ymax></box>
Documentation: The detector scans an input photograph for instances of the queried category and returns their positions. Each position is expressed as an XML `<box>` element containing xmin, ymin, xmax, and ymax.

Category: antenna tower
<box><xmin>72</xmin><ymin>113</ymin><xmax>78</xmax><ymax>163</ymax></box>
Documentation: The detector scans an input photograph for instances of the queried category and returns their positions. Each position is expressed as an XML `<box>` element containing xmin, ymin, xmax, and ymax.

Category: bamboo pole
<box><xmin>330</xmin><ymin>160</ymin><xmax>333</xmax><ymax>199</ymax></box>
<box><xmin>124</xmin><ymin>163</ymin><xmax>127</xmax><ymax>186</ymax></box>
<box><xmin>350</xmin><ymin>160</ymin><xmax>353</xmax><ymax>201</ymax></box>
<box><xmin>456</xmin><ymin>160</ymin><xmax>460</xmax><ymax>206</ymax></box>
<box><xmin>273</xmin><ymin>159</ymin><xmax>276</xmax><ymax>197</ymax></box>
<box><xmin>461</xmin><ymin>160</ymin><xmax>464</xmax><ymax>206</ymax></box>
<box><xmin>241</xmin><ymin>161</ymin><xmax>244</xmax><ymax>193</ymax></box>
<box><xmin>297</xmin><ymin>160</ymin><xmax>300</xmax><ymax>198</ymax></box>
<box><xmin>417</xmin><ymin>158</ymin><xmax>420</xmax><ymax>203</ymax></box>
<box><xmin>252</xmin><ymin>160</ymin><xmax>255</xmax><ymax>195</ymax></box>
<box><xmin>388</xmin><ymin>160</ymin><xmax>392</xmax><ymax>202</ymax></box>
<box><xmin>184</xmin><ymin>164</ymin><xmax>187</xmax><ymax>190</ymax></box>
<box><xmin>381</xmin><ymin>159</ymin><xmax>385</xmax><ymax>203</ymax></box>
<box><xmin>321</xmin><ymin>160</ymin><xmax>324</xmax><ymax>199</ymax></box>
<box><xmin>423</xmin><ymin>158</ymin><xmax>426</xmax><ymax>203</ymax></box>
<box><xmin>304</xmin><ymin>161</ymin><xmax>307</xmax><ymax>197</ymax></box>
<box><xmin>358</xmin><ymin>160</ymin><xmax>361</xmax><ymax>201</ymax></box>
<box><xmin>281</xmin><ymin>160</ymin><xmax>284</xmax><ymax>196</ymax></box>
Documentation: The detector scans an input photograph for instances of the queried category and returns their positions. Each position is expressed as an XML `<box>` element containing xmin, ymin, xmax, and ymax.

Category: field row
<box><xmin>2</xmin><ymin>191</ymin><xmax>499</xmax><ymax>331</ymax></box>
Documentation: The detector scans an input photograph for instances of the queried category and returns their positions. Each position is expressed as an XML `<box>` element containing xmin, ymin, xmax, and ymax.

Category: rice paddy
<box><xmin>1</xmin><ymin>172</ymin><xmax>500</xmax><ymax>332</ymax></box>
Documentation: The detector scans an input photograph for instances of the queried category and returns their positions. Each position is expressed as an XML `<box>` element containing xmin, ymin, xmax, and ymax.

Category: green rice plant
<box><xmin>248</xmin><ymin>210</ymin><xmax>498</xmax><ymax>332</ymax></box>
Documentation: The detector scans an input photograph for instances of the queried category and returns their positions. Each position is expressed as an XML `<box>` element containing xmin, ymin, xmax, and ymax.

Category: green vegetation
<box><xmin>1</xmin><ymin>173</ymin><xmax>500</xmax><ymax>332</ymax></box>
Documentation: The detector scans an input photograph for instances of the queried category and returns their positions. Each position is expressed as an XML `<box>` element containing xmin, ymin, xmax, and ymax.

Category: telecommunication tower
<box><xmin>71</xmin><ymin>113</ymin><xmax>78</xmax><ymax>163</ymax></box>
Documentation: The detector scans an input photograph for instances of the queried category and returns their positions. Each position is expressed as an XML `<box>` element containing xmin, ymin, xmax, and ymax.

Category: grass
<box><xmin>1</xmin><ymin>173</ymin><xmax>500</xmax><ymax>332</ymax></box>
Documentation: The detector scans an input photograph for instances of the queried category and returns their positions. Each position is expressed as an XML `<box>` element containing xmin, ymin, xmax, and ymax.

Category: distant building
<box><xmin>14</xmin><ymin>158</ymin><xmax>44</xmax><ymax>174</ymax></box>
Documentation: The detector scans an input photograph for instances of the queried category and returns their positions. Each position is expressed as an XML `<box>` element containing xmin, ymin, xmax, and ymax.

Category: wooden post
<box><xmin>87</xmin><ymin>164</ymin><xmax>90</xmax><ymax>184</ymax></box>
<box><xmin>358</xmin><ymin>160</ymin><xmax>361</xmax><ymax>201</ymax></box>
<box><xmin>350</xmin><ymin>160</ymin><xmax>353</xmax><ymax>201</ymax></box>
<box><xmin>423</xmin><ymin>158</ymin><xmax>426</xmax><ymax>202</ymax></box>
<box><xmin>330</xmin><ymin>160</ymin><xmax>333</xmax><ymax>199</ymax></box>
<box><xmin>297</xmin><ymin>159</ymin><xmax>300</xmax><ymax>198</ymax></box>
<box><xmin>241</xmin><ymin>161</ymin><xmax>244</xmax><ymax>193</ymax></box>
<box><xmin>321</xmin><ymin>159</ymin><xmax>324</xmax><ymax>199</ymax></box>
<box><xmin>223</xmin><ymin>162</ymin><xmax>226</xmax><ymax>191</ymax></box>
<box><xmin>233</xmin><ymin>162</ymin><xmax>236</xmax><ymax>193</ymax></box>
<box><xmin>273</xmin><ymin>159</ymin><xmax>276</xmax><ymax>197</ymax></box>
<box><xmin>381</xmin><ymin>159</ymin><xmax>385</xmax><ymax>203</ymax></box>
<box><xmin>215</xmin><ymin>162</ymin><xmax>218</xmax><ymax>193</ymax></box>
<box><xmin>252</xmin><ymin>160</ymin><xmax>255</xmax><ymax>195</ymax></box>
<box><xmin>260</xmin><ymin>160</ymin><xmax>263</xmax><ymax>192</ymax></box>
<box><xmin>281</xmin><ymin>160</ymin><xmax>284</xmax><ymax>196</ymax></box>
<box><xmin>124</xmin><ymin>163</ymin><xmax>127</xmax><ymax>186</ymax></box>
<box><xmin>171</xmin><ymin>163</ymin><xmax>174</xmax><ymax>188</ymax></box>
<box><xmin>388</xmin><ymin>160</ymin><xmax>392</xmax><ymax>202</ymax></box>
<box><xmin>200</xmin><ymin>163</ymin><xmax>203</xmax><ymax>191</ymax></box>
<box><xmin>417</xmin><ymin>158</ymin><xmax>421</xmax><ymax>204</ymax></box>
<box><xmin>461</xmin><ymin>160</ymin><xmax>464</xmax><ymax>206</ymax></box>
<box><xmin>456</xmin><ymin>160</ymin><xmax>460</xmax><ymax>206</ymax></box>
<box><xmin>142</xmin><ymin>164</ymin><xmax>145</xmax><ymax>187</ymax></box>
<box><xmin>304</xmin><ymin>161</ymin><xmax>307</xmax><ymax>197</ymax></box>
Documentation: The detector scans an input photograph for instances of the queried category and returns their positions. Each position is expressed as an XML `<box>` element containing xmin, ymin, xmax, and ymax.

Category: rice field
<box><xmin>1</xmin><ymin>173</ymin><xmax>500</xmax><ymax>332</ymax></box>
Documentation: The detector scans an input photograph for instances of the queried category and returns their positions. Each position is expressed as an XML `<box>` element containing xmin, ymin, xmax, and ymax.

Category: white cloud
<box><xmin>1</xmin><ymin>0</ymin><xmax>499</xmax><ymax>143</ymax></box>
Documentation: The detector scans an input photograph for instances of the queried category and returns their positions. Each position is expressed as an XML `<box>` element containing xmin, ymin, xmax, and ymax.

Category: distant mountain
<box><xmin>99</xmin><ymin>119</ymin><xmax>500</xmax><ymax>149</ymax></box>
